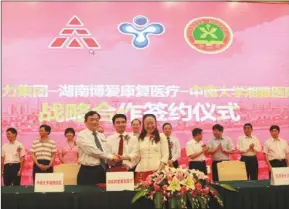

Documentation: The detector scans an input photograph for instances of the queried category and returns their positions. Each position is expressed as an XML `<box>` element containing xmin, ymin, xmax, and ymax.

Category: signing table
<box><xmin>2</xmin><ymin>180</ymin><xmax>289</xmax><ymax>209</ymax></box>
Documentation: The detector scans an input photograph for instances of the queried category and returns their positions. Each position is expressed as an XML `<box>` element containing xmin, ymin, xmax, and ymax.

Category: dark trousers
<box><xmin>269</xmin><ymin>159</ymin><xmax>287</xmax><ymax>179</ymax></box>
<box><xmin>3</xmin><ymin>163</ymin><xmax>21</xmax><ymax>186</ymax></box>
<box><xmin>241</xmin><ymin>155</ymin><xmax>258</xmax><ymax>180</ymax></box>
<box><xmin>77</xmin><ymin>165</ymin><xmax>105</xmax><ymax>185</ymax></box>
<box><xmin>189</xmin><ymin>161</ymin><xmax>207</xmax><ymax>175</ymax></box>
<box><xmin>212</xmin><ymin>160</ymin><xmax>227</xmax><ymax>182</ymax></box>
<box><xmin>33</xmin><ymin>160</ymin><xmax>53</xmax><ymax>183</ymax></box>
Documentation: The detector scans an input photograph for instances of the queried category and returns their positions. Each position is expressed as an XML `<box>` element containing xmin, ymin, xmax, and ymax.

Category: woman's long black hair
<box><xmin>138</xmin><ymin>114</ymin><xmax>160</xmax><ymax>143</ymax></box>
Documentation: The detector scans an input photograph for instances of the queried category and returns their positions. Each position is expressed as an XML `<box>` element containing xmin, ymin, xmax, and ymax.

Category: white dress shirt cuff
<box><xmin>107</xmin><ymin>154</ymin><xmax>114</xmax><ymax>160</ymax></box>
<box><xmin>122</xmin><ymin>154</ymin><xmax>130</xmax><ymax>160</ymax></box>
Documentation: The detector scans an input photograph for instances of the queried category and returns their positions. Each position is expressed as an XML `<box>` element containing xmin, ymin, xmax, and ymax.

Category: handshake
<box><xmin>112</xmin><ymin>154</ymin><xmax>123</xmax><ymax>162</ymax></box>
<box><xmin>107</xmin><ymin>154</ymin><xmax>123</xmax><ymax>166</ymax></box>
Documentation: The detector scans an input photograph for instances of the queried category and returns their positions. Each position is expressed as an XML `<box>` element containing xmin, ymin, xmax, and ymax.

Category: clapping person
<box><xmin>186</xmin><ymin>128</ymin><xmax>208</xmax><ymax>174</ymax></box>
<box><xmin>237</xmin><ymin>123</ymin><xmax>261</xmax><ymax>180</ymax></box>
<box><xmin>207</xmin><ymin>124</ymin><xmax>234</xmax><ymax>181</ymax></box>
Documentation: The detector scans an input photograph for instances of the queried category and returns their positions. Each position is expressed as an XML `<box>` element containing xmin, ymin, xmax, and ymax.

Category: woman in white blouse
<box><xmin>121</xmin><ymin>114</ymin><xmax>169</xmax><ymax>183</ymax></box>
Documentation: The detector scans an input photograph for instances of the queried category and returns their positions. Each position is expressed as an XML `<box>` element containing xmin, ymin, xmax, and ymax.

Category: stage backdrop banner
<box><xmin>2</xmin><ymin>2</ymin><xmax>289</xmax><ymax>184</ymax></box>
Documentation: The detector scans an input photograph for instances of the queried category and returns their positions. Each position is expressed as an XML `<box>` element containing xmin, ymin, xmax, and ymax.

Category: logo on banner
<box><xmin>118</xmin><ymin>15</ymin><xmax>165</xmax><ymax>49</ymax></box>
<box><xmin>184</xmin><ymin>17</ymin><xmax>233</xmax><ymax>54</ymax></box>
<box><xmin>49</xmin><ymin>15</ymin><xmax>100</xmax><ymax>52</ymax></box>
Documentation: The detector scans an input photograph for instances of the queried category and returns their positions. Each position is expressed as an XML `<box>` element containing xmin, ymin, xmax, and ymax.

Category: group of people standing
<box><xmin>2</xmin><ymin>110</ymin><xmax>289</xmax><ymax>186</ymax></box>
<box><xmin>186</xmin><ymin>123</ymin><xmax>288</xmax><ymax>181</ymax></box>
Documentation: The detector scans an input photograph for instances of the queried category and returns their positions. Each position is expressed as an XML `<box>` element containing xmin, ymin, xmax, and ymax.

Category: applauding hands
<box><xmin>202</xmin><ymin>145</ymin><xmax>209</xmax><ymax>153</ymax></box>
<box><xmin>249</xmin><ymin>143</ymin><xmax>255</xmax><ymax>150</ymax></box>
<box><xmin>209</xmin><ymin>143</ymin><xmax>230</xmax><ymax>154</ymax></box>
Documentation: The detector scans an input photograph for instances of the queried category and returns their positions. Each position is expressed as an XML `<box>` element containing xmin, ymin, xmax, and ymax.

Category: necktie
<box><xmin>167</xmin><ymin>137</ymin><xmax>172</xmax><ymax>160</ymax></box>
<box><xmin>116</xmin><ymin>135</ymin><xmax>124</xmax><ymax>166</ymax></box>
<box><xmin>92</xmin><ymin>132</ymin><xmax>106</xmax><ymax>170</ymax></box>
<box><xmin>118</xmin><ymin>135</ymin><xmax>124</xmax><ymax>156</ymax></box>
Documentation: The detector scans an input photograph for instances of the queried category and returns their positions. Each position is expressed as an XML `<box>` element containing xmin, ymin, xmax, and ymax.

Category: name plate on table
<box><xmin>106</xmin><ymin>172</ymin><xmax>134</xmax><ymax>191</ymax></box>
<box><xmin>34</xmin><ymin>173</ymin><xmax>64</xmax><ymax>192</ymax></box>
<box><xmin>271</xmin><ymin>167</ymin><xmax>289</xmax><ymax>186</ymax></box>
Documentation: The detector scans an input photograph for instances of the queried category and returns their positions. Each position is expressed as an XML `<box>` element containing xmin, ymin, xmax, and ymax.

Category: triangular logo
<box><xmin>67</xmin><ymin>38</ymin><xmax>82</xmax><ymax>48</ymax></box>
<box><xmin>67</xmin><ymin>16</ymin><xmax>83</xmax><ymax>26</ymax></box>
<box><xmin>49</xmin><ymin>15</ymin><xmax>101</xmax><ymax>50</ymax></box>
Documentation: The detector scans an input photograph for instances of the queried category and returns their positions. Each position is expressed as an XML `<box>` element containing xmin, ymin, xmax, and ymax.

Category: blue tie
<box><xmin>92</xmin><ymin>132</ymin><xmax>106</xmax><ymax>170</ymax></box>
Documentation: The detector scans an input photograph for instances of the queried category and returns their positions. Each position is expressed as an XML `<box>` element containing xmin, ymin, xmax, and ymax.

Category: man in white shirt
<box><xmin>208</xmin><ymin>124</ymin><xmax>234</xmax><ymax>181</ymax></box>
<box><xmin>162</xmin><ymin>123</ymin><xmax>181</xmax><ymax>168</ymax></box>
<box><xmin>1</xmin><ymin>128</ymin><xmax>26</xmax><ymax>186</ymax></box>
<box><xmin>131</xmin><ymin>119</ymin><xmax>141</xmax><ymax>137</ymax></box>
<box><xmin>237</xmin><ymin>123</ymin><xmax>261</xmax><ymax>180</ymax></box>
<box><xmin>76</xmin><ymin>111</ymin><xmax>120</xmax><ymax>185</ymax></box>
<box><xmin>106</xmin><ymin>114</ymin><xmax>139</xmax><ymax>171</ymax></box>
<box><xmin>186</xmin><ymin>128</ymin><xmax>208</xmax><ymax>174</ymax></box>
<box><xmin>264</xmin><ymin>125</ymin><xmax>289</xmax><ymax>179</ymax></box>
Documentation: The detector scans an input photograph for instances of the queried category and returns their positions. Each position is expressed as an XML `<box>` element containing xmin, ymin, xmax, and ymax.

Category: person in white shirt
<box><xmin>121</xmin><ymin>114</ymin><xmax>169</xmax><ymax>183</ymax></box>
<box><xmin>106</xmin><ymin>114</ymin><xmax>139</xmax><ymax>172</ymax></box>
<box><xmin>162</xmin><ymin>123</ymin><xmax>181</xmax><ymax>168</ymax></box>
<box><xmin>131</xmin><ymin>119</ymin><xmax>141</xmax><ymax>137</ymax></box>
<box><xmin>237</xmin><ymin>123</ymin><xmax>261</xmax><ymax>180</ymax></box>
<box><xmin>1</xmin><ymin>128</ymin><xmax>26</xmax><ymax>186</ymax></box>
<box><xmin>264</xmin><ymin>125</ymin><xmax>289</xmax><ymax>179</ymax></box>
<box><xmin>186</xmin><ymin>128</ymin><xmax>208</xmax><ymax>174</ymax></box>
<box><xmin>207</xmin><ymin>124</ymin><xmax>234</xmax><ymax>181</ymax></box>
<box><xmin>76</xmin><ymin>111</ymin><xmax>120</xmax><ymax>185</ymax></box>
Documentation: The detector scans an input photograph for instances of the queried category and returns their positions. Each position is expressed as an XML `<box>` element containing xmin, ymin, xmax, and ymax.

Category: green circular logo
<box><xmin>184</xmin><ymin>17</ymin><xmax>233</xmax><ymax>54</ymax></box>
